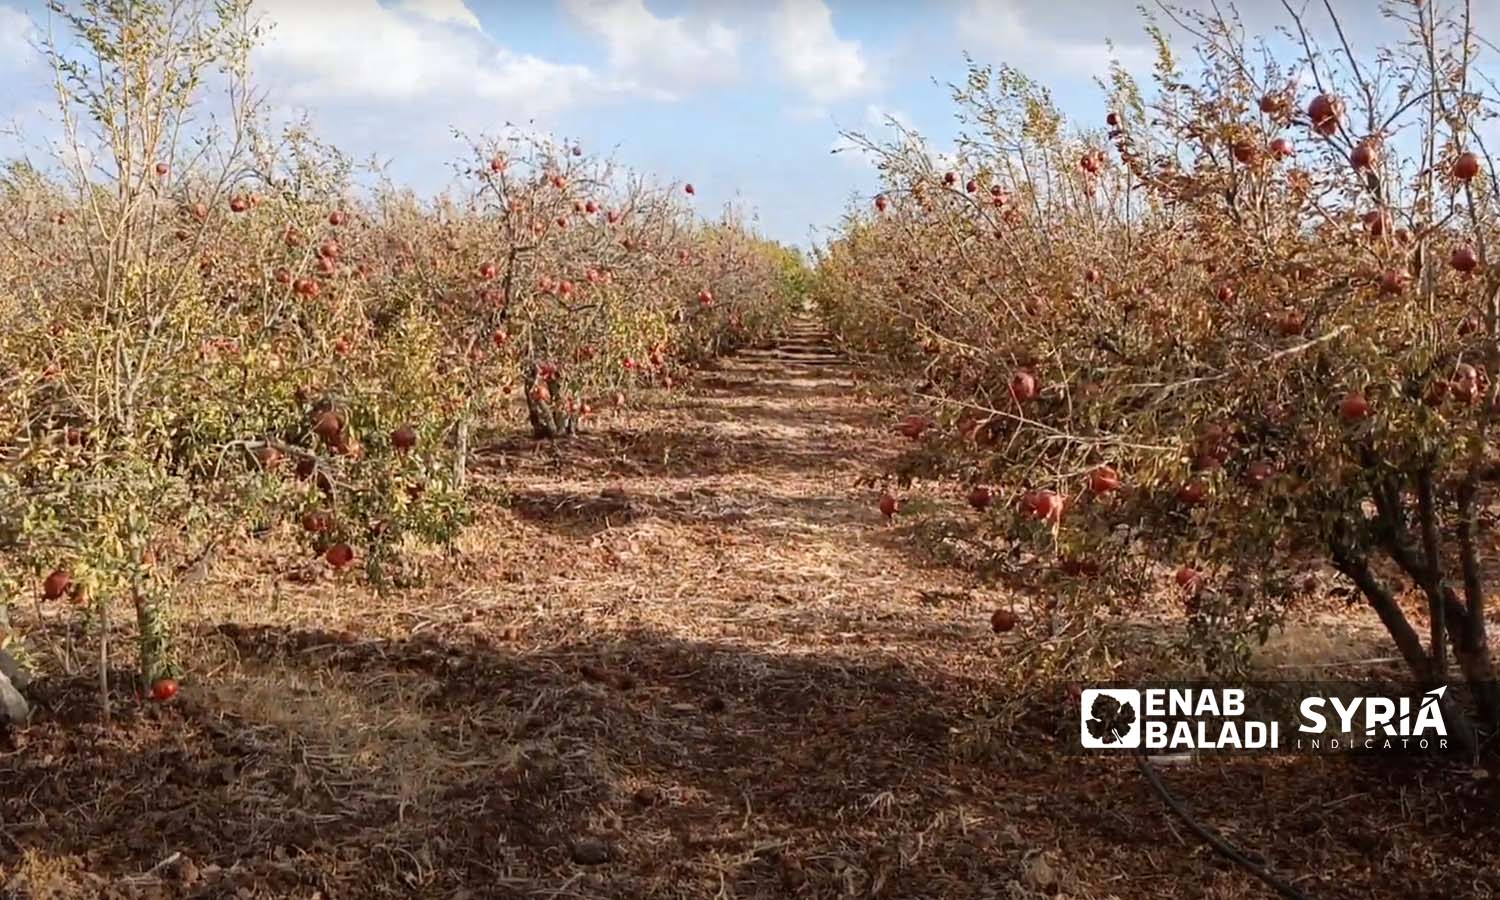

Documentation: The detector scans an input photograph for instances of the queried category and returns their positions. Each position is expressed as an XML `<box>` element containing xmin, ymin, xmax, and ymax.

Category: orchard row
<box><xmin>818</xmin><ymin>2</ymin><xmax>1500</xmax><ymax>743</ymax></box>
<box><xmin>0</xmin><ymin>0</ymin><xmax>802</xmax><ymax>705</ymax></box>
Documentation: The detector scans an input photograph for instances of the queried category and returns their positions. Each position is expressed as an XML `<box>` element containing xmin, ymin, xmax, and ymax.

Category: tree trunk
<box><xmin>1329</xmin><ymin>548</ymin><xmax>1431</xmax><ymax>675</ymax></box>
<box><xmin>1332</xmin><ymin>548</ymin><xmax>1482</xmax><ymax>756</ymax></box>
<box><xmin>1455</xmin><ymin>477</ymin><xmax>1500</xmax><ymax>726</ymax></box>
<box><xmin>133</xmin><ymin>587</ymin><xmax>172</xmax><ymax>683</ymax></box>
<box><xmin>454</xmin><ymin>418</ymin><xmax>470</xmax><ymax>488</ymax></box>
<box><xmin>523</xmin><ymin>364</ymin><xmax>574</xmax><ymax>439</ymax></box>
<box><xmin>525</xmin><ymin>391</ymin><xmax>557</xmax><ymax>438</ymax></box>
<box><xmin>1444</xmin><ymin>588</ymin><xmax>1500</xmax><ymax>728</ymax></box>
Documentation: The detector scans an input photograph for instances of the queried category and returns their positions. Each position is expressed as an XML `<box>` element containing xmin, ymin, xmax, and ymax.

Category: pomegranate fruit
<box><xmin>1452</xmin><ymin>245</ymin><xmax>1480</xmax><ymax>273</ymax></box>
<box><xmin>42</xmin><ymin>569</ymin><xmax>72</xmax><ymax>600</ymax></box>
<box><xmin>1009</xmin><ymin>370</ymin><xmax>1038</xmax><ymax>403</ymax></box>
<box><xmin>1021</xmin><ymin>489</ymin><xmax>1064</xmax><ymax>522</ymax></box>
<box><xmin>1089</xmin><ymin>466</ymin><xmax>1121</xmax><ymax>494</ymax></box>
<box><xmin>1307</xmin><ymin>93</ymin><xmax>1343</xmax><ymax>135</ymax></box>
<box><xmin>1178</xmin><ymin>481</ymin><xmax>1207</xmax><ymax>505</ymax></box>
<box><xmin>990</xmin><ymin>609</ymin><xmax>1018</xmax><ymax>633</ymax></box>
<box><xmin>1339</xmin><ymin>392</ymin><xmax>1371</xmax><ymax>422</ymax></box>
<box><xmin>896</xmin><ymin>415</ymin><xmax>929</xmax><ymax>440</ymax></box>
<box><xmin>311</xmin><ymin>409</ymin><xmax>344</xmax><ymax>441</ymax></box>
<box><xmin>1380</xmin><ymin>269</ymin><xmax>1407</xmax><ymax>295</ymax></box>
<box><xmin>325</xmin><ymin>543</ymin><xmax>355</xmax><ymax>569</ymax></box>
<box><xmin>1454</xmin><ymin>151</ymin><xmax>1480</xmax><ymax>181</ymax></box>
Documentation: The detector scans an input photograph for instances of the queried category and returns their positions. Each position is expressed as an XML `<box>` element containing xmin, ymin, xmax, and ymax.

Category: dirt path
<box><xmin>3</xmin><ymin>321</ymin><xmax>1496</xmax><ymax>899</ymax></box>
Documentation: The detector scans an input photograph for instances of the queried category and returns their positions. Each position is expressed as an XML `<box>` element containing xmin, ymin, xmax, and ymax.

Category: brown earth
<box><xmin>2</xmin><ymin>319</ymin><xmax>1498</xmax><ymax>899</ymax></box>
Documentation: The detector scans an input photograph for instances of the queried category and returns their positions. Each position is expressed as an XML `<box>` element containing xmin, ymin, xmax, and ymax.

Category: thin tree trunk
<box><xmin>1415</xmin><ymin>469</ymin><xmax>1449</xmax><ymax>683</ymax></box>
<box><xmin>454</xmin><ymin>418</ymin><xmax>470</xmax><ymax>488</ymax></box>
<box><xmin>98</xmin><ymin>609</ymin><xmax>110</xmax><ymax>722</ymax></box>
<box><xmin>133</xmin><ymin>590</ymin><xmax>170</xmax><ymax>683</ymax></box>
<box><xmin>1329</xmin><ymin>548</ymin><xmax>1431</xmax><ymax>676</ymax></box>
<box><xmin>1455</xmin><ymin>474</ymin><xmax>1500</xmax><ymax>726</ymax></box>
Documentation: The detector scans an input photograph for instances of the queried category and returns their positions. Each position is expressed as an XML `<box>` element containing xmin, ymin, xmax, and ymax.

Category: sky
<box><xmin>0</xmin><ymin>1</ymin><xmax>1489</xmax><ymax>249</ymax></box>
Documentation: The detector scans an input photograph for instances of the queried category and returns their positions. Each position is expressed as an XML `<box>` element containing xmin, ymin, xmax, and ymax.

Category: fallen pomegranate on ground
<box><xmin>896</xmin><ymin>415</ymin><xmax>929</xmax><ymax>440</ymax></box>
<box><xmin>1020</xmin><ymin>489</ymin><xmax>1064</xmax><ymax>522</ymax></box>
<box><xmin>41</xmin><ymin>568</ymin><xmax>72</xmax><ymax>600</ymax></box>
<box><xmin>325</xmin><ymin>543</ymin><xmax>355</xmax><ymax>569</ymax></box>
<box><xmin>150</xmin><ymin>678</ymin><xmax>179</xmax><ymax>702</ymax></box>
<box><xmin>990</xmin><ymin>609</ymin><xmax>1018</xmax><ymax>633</ymax></box>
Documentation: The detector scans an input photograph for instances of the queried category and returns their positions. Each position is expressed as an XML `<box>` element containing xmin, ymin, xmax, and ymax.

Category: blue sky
<box><xmin>0</xmin><ymin>1</ymin><xmax>1471</xmax><ymax>249</ymax></box>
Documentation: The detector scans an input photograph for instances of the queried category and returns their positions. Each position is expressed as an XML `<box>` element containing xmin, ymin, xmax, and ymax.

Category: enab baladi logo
<box><xmin>1077</xmin><ymin>684</ymin><xmax>1451</xmax><ymax>754</ymax></box>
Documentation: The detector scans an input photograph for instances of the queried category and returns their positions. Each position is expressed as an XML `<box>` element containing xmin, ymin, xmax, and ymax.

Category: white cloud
<box><xmin>561</xmin><ymin>0</ymin><xmax>739</xmax><ymax>97</ymax></box>
<box><xmin>0</xmin><ymin>4</ymin><xmax>35</xmax><ymax>68</ymax></box>
<box><xmin>831</xmin><ymin>105</ymin><xmax>960</xmax><ymax>173</ymax></box>
<box><xmin>769</xmin><ymin>0</ymin><xmax>871</xmax><ymax>105</ymax></box>
<box><xmin>960</xmin><ymin>0</ymin><xmax>1152</xmax><ymax>80</ymax></box>
<box><xmin>0</xmin><ymin>6</ymin><xmax>42</xmax><ymax>158</ymax></box>
<box><xmin>253</xmin><ymin>0</ymin><xmax>617</xmax><ymax>118</ymax></box>
<box><xmin>785</xmin><ymin>104</ymin><xmax>828</xmax><ymax>122</ymax></box>
<box><xmin>395</xmin><ymin>0</ymin><xmax>482</xmax><ymax>30</ymax></box>
<box><xmin>863</xmin><ymin>104</ymin><xmax>911</xmax><ymax>132</ymax></box>
<box><xmin>830</xmin><ymin>104</ymin><xmax>906</xmax><ymax>169</ymax></box>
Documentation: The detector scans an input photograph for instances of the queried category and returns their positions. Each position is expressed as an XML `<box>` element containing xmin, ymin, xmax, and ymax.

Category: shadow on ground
<box><xmin>505</xmin><ymin>485</ymin><xmax>869</xmax><ymax>540</ymax></box>
<box><xmin>5</xmin><ymin>624</ymin><xmax>1497</xmax><ymax>900</ymax></box>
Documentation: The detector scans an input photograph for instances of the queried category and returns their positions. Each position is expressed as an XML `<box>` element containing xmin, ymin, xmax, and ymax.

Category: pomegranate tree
<box><xmin>817</xmin><ymin>1</ymin><xmax>1500</xmax><ymax>746</ymax></box>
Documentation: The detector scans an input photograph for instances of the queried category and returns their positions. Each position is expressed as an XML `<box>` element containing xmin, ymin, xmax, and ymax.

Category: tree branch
<box><xmin>1329</xmin><ymin>541</ymin><xmax>1432</xmax><ymax>677</ymax></box>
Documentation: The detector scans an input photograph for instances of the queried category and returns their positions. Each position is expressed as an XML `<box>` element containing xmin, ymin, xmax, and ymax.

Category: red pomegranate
<box><xmin>1452</xmin><ymin>245</ymin><xmax>1480</xmax><ymax>273</ymax></box>
<box><xmin>1339</xmin><ymin>392</ymin><xmax>1371</xmax><ymax>422</ymax></box>
<box><xmin>1009</xmin><ymin>370</ymin><xmax>1038</xmax><ymax>403</ymax></box>
<box><xmin>1021</xmin><ymin>490</ymin><xmax>1064</xmax><ymax>522</ymax></box>
<box><xmin>990</xmin><ymin>609</ymin><xmax>1018</xmax><ymax>633</ymax></box>
<box><xmin>41</xmin><ymin>568</ymin><xmax>72</xmax><ymax>600</ymax></box>
<box><xmin>1454</xmin><ymin>151</ymin><xmax>1481</xmax><ymax>181</ymax></box>
<box><xmin>1307</xmin><ymin>93</ymin><xmax>1343</xmax><ymax>136</ymax></box>
<box><xmin>325</xmin><ymin>543</ymin><xmax>355</xmax><ymax>569</ymax></box>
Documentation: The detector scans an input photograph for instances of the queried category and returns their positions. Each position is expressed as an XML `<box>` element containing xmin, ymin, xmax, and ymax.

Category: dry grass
<box><xmin>2</xmin><ymin>320</ymin><xmax>1498</xmax><ymax>899</ymax></box>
